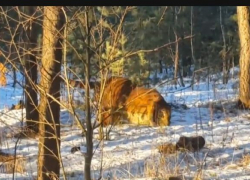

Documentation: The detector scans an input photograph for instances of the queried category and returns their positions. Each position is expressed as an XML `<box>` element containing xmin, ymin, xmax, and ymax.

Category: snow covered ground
<box><xmin>1</xmin><ymin>67</ymin><xmax>250</xmax><ymax>180</ymax></box>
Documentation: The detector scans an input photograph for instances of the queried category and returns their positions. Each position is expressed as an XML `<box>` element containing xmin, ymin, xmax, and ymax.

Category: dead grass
<box><xmin>239</xmin><ymin>153</ymin><xmax>250</xmax><ymax>167</ymax></box>
<box><xmin>157</xmin><ymin>143</ymin><xmax>177</xmax><ymax>155</ymax></box>
<box><xmin>13</xmin><ymin>126</ymin><xmax>38</xmax><ymax>139</ymax></box>
<box><xmin>10</xmin><ymin>100</ymin><xmax>24</xmax><ymax>110</ymax></box>
<box><xmin>150</xmin><ymin>136</ymin><xmax>206</xmax><ymax>179</ymax></box>
<box><xmin>0</xmin><ymin>151</ymin><xmax>26</xmax><ymax>174</ymax></box>
<box><xmin>193</xmin><ymin>169</ymin><xmax>204</xmax><ymax>180</ymax></box>
<box><xmin>144</xmin><ymin>151</ymin><xmax>182</xmax><ymax>179</ymax></box>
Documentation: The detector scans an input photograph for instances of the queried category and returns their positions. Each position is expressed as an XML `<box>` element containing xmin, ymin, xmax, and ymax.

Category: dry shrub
<box><xmin>144</xmin><ymin>157</ymin><xmax>159</xmax><ymax>178</ymax></box>
<box><xmin>68</xmin><ymin>79</ymin><xmax>85</xmax><ymax>89</ymax></box>
<box><xmin>194</xmin><ymin>171</ymin><xmax>203</xmax><ymax>180</ymax></box>
<box><xmin>65</xmin><ymin>78</ymin><xmax>100</xmax><ymax>90</ymax></box>
<box><xmin>13</xmin><ymin>126</ymin><xmax>38</xmax><ymax>139</ymax></box>
<box><xmin>239</xmin><ymin>154</ymin><xmax>250</xmax><ymax>167</ymax></box>
<box><xmin>60</xmin><ymin>99</ymin><xmax>72</xmax><ymax>109</ymax></box>
<box><xmin>168</xmin><ymin>177</ymin><xmax>182</xmax><ymax>180</ymax></box>
<box><xmin>144</xmin><ymin>154</ymin><xmax>181</xmax><ymax>179</ymax></box>
<box><xmin>60</xmin><ymin>98</ymin><xmax>85</xmax><ymax>110</ymax></box>
<box><xmin>157</xmin><ymin>143</ymin><xmax>177</xmax><ymax>155</ymax></box>
<box><xmin>10</xmin><ymin>100</ymin><xmax>24</xmax><ymax>110</ymax></box>
<box><xmin>100</xmin><ymin>76</ymin><xmax>135</xmax><ymax>126</ymax></box>
<box><xmin>125</xmin><ymin>87</ymin><xmax>171</xmax><ymax>126</ymax></box>
<box><xmin>0</xmin><ymin>151</ymin><xmax>26</xmax><ymax>174</ymax></box>
<box><xmin>0</xmin><ymin>62</ymin><xmax>7</xmax><ymax>87</ymax></box>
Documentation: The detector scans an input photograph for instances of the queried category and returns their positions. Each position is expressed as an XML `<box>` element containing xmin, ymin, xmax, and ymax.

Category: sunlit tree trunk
<box><xmin>84</xmin><ymin>7</ymin><xmax>93</xmax><ymax>180</ymax></box>
<box><xmin>37</xmin><ymin>6</ymin><xmax>65</xmax><ymax>180</ymax></box>
<box><xmin>237</xmin><ymin>6</ymin><xmax>250</xmax><ymax>108</ymax></box>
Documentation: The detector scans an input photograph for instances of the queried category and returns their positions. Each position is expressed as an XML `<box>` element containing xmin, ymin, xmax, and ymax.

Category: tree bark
<box><xmin>173</xmin><ymin>35</ymin><xmax>179</xmax><ymax>86</ymax></box>
<box><xmin>24</xmin><ymin>6</ymin><xmax>39</xmax><ymax>133</ymax></box>
<box><xmin>190</xmin><ymin>6</ymin><xmax>196</xmax><ymax>67</ymax></box>
<box><xmin>84</xmin><ymin>7</ymin><xmax>93</xmax><ymax>180</ymax></box>
<box><xmin>220</xmin><ymin>6</ymin><xmax>229</xmax><ymax>84</ymax></box>
<box><xmin>237</xmin><ymin>6</ymin><xmax>250</xmax><ymax>108</ymax></box>
<box><xmin>173</xmin><ymin>7</ymin><xmax>184</xmax><ymax>88</ymax></box>
<box><xmin>12</xmin><ymin>66</ymin><xmax>16</xmax><ymax>88</ymax></box>
<box><xmin>37</xmin><ymin>6</ymin><xmax>65</xmax><ymax>180</ymax></box>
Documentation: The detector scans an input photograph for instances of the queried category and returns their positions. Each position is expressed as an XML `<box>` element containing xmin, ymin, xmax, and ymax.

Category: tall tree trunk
<box><xmin>159</xmin><ymin>59</ymin><xmax>163</xmax><ymax>74</ymax></box>
<box><xmin>173</xmin><ymin>38</ymin><xmax>179</xmax><ymax>87</ymax></box>
<box><xmin>10</xmin><ymin>33</ymin><xmax>19</xmax><ymax>88</ymax></box>
<box><xmin>174</xmin><ymin>33</ymin><xmax>185</xmax><ymax>87</ymax></box>
<box><xmin>220</xmin><ymin>6</ymin><xmax>229</xmax><ymax>84</ymax></box>
<box><xmin>173</xmin><ymin>6</ymin><xmax>185</xmax><ymax>88</ymax></box>
<box><xmin>37</xmin><ymin>6</ymin><xmax>65</xmax><ymax>180</ymax></box>
<box><xmin>12</xmin><ymin>66</ymin><xmax>16</xmax><ymax>88</ymax></box>
<box><xmin>84</xmin><ymin>7</ymin><xmax>93</xmax><ymax>180</ymax></box>
<box><xmin>237</xmin><ymin>6</ymin><xmax>250</xmax><ymax>109</ymax></box>
<box><xmin>190</xmin><ymin>6</ymin><xmax>196</xmax><ymax>67</ymax></box>
<box><xmin>24</xmin><ymin>6</ymin><xmax>39</xmax><ymax>133</ymax></box>
<box><xmin>174</xmin><ymin>36</ymin><xmax>179</xmax><ymax>85</ymax></box>
<box><xmin>190</xmin><ymin>6</ymin><xmax>196</xmax><ymax>90</ymax></box>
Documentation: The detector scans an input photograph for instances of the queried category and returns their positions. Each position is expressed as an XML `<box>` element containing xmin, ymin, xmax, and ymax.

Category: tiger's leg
<box><xmin>148</xmin><ymin>102</ymin><xmax>157</xmax><ymax>127</ymax></box>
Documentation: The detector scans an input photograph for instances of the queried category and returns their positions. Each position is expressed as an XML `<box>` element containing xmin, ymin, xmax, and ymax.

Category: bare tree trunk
<box><xmin>159</xmin><ymin>59</ymin><xmax>163</xmax><ymax>74</ymax></box>
<box><xmin>24</xmin><ymin>6</ymin><xmax>39</xmax><ymax>133</ymax></box>
<box><xmin>173</xmin><ymin>7</ymin><xmax>184</xmax><ymax>88</ymax></box>
<box><xmin>173</xmin><ymin>38</ymin><xmax>179</xmax><ymax>86</ymax></box>
<box><xmin>10</xmin><ymin>34</ymin><xmax>19</xmax><ymax>88</ymax></box>
<box><xmin>173</xmin><ymin>40</ymin><xmax>179</xmax><ymax>86</ymax></box>
<box><xmin>84</xmin><ymin>7</ymin><xmax>93</xmax><ymax>180</ymax></box>
<box><xmin>190</xmin><ymin>6</ymin><xmax>196</xmax><ymax>66</ymax></box>
<box><xmin>190</xmin><ymin>6</ymin><xmax>196</xmax><ymax>90</ymax></box>
<box><xmin>38</xmin><ymin>6</ymin><xmax>65</xmax><ymax>180</ymax></box>
<box><xmin>232</xmin><ymin>56</ymin><xmax>235</xmax><ymax>79</ymax></box>
<box><xmin>174</xmin><ymin>33</ymin><xmax>185</xmax><ymax>87</ymax></box>
<box><xmin>12</xmin><ymin>66</ymin><xmax>16</xmax><ymax>88</ymax></box>
<box><xmin>220</xmin><ymin>6</ymin><xmax>229</xmax><ymax>84</ymax></box>
<box><xmin>237</xmin><ymin>6</ymin><xmax>250</xmax><ymax>109</ymax></box>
